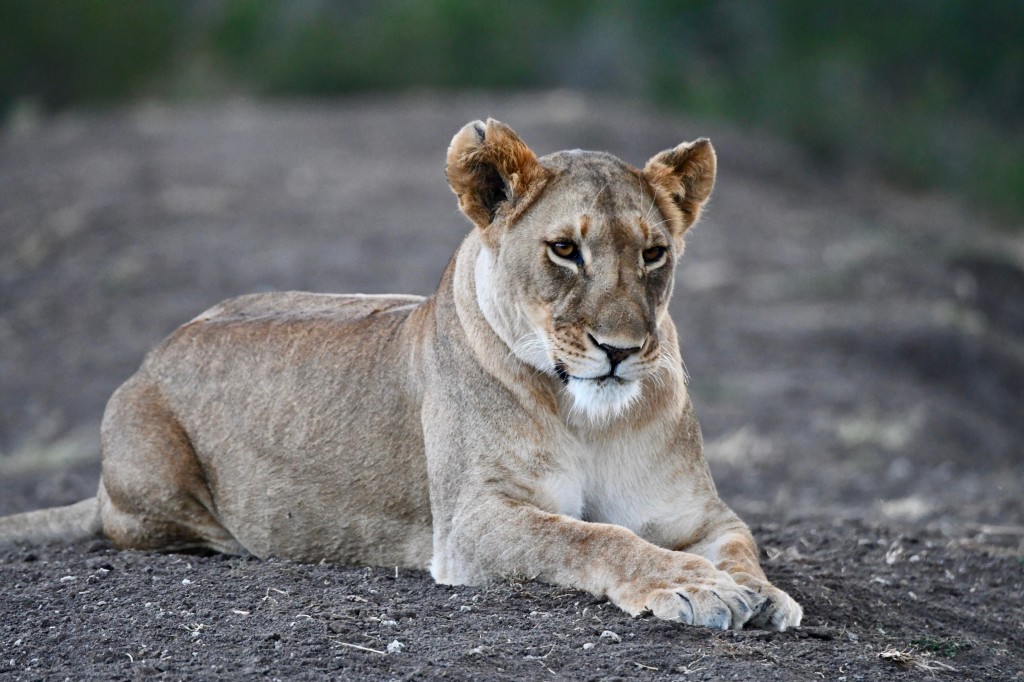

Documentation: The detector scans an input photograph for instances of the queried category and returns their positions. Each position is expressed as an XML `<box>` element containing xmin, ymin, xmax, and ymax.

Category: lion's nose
<box><xmin>590</xmin><ymin>335</ymin><xmax>642</xmax><ymax>366</ymax></box>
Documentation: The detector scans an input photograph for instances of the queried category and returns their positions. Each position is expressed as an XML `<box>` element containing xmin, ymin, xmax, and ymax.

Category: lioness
<box><xmin>1</xmin><ymin>119</ymin><xmax>801</xmax><ymax>630</ymax></box>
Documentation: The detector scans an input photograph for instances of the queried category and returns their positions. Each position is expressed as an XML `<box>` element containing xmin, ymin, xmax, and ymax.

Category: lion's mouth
<box><xmin>553</xmin><ymin>361</ymin><xmax>624</xmax><ymax>386</ymax></box>
<box><xmin>554</xmin><ymin>362</ymin><xmax>644</xmax><ymax>422</ymax></box>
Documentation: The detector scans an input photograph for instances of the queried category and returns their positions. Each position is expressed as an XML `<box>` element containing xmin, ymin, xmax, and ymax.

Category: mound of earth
<box><xmin>1</xmin><ymin>94</ymin><xmax>1021</xmax><ymax>679</ymax></box>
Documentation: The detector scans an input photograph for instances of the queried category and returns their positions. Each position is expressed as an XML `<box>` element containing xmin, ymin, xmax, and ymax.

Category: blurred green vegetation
<box><xmin>1</xmin><ymin>0</ymin><xmax>1021</xmax><ymax>223</ymax></box>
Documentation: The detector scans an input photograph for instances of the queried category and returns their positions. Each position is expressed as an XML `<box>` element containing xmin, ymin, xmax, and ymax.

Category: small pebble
<box><xmin>600</xmin><ymin>630</ymin><xmax>621</xmax><ymax>643</ymax></box>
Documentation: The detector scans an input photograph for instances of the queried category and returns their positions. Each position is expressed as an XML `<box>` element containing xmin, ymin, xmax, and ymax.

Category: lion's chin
<box><xmin>564</xmin><ymin>377</ymin><xmax>642</xmax><ymax>425</ymax></box>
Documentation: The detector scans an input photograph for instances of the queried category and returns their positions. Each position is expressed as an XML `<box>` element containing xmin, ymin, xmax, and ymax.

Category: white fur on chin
<box><xmin>565</xmin><ymin>377</ymin><xmax>642</xmax><ymax>424</ymax></box>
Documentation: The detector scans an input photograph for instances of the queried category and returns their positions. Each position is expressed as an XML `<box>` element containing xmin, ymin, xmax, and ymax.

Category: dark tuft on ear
<box><xmin>446</xmin><ymin>118</ymin><xmax>550</xmax><ymax>231</ymax></box>
<box><xmin>473</xmin><ymin>161</ymin><xmax>506</xmax><ymax>223</ymax></box>
<box><xmin>642</xmin><ymin>138</ymin><xmax>717</xmax><ymax>233</ymax></box>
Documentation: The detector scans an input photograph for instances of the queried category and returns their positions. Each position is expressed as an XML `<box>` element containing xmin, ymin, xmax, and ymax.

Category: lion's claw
<box><xmin>743</xmin><ymin>582</ymin><xmax>803</xmax><ymax>631</ymax></box>
<box><xmin>642</xmin><ymin>571</ymin><xmax>756</xmax><ymax>630</ymax></box>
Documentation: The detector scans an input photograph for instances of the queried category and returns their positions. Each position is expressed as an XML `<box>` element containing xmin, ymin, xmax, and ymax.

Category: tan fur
<box><xmin>0</xmin><ymin>120</ymin><xmax>801</xmax><ymax>631</ymax></box>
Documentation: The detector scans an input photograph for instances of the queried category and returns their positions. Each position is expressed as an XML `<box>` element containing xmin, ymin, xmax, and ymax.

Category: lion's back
<box><xmin>185</xmin><ymin>291</ymin><xmax>426</xmax><ymax>327</ymax></box>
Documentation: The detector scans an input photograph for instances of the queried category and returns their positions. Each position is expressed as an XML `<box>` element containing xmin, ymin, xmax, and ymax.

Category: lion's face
<box><xmin>448</xmin><ymin>120</ymin><xmax>716</xmax><ymax>423</ymax></box>
<box><xmin>480</xmin><ymin>152</ymin><xmax>677</xmax><ymax>421</ymax></box>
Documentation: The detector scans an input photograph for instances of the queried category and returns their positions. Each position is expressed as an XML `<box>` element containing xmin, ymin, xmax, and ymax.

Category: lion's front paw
<box><xmin>639</xmin><ymin>572</ymin><xmax>757</xmax><ymax>630</ymax></box>
<box><xmin>744</xmin><ymin>582</ymin><xmax>803</xmax><ymax>631</ymax></box>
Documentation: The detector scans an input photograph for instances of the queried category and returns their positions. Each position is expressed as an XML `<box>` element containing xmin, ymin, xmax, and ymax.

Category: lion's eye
<box><xmin>642</xmin><ymin>246</ymin><xmax>667</xmax><ymax>264</ymax></box>
<box><xmin>549</xmin><ymin>241</ymin><xmax>580</xmax><ymax>262</ymax></box>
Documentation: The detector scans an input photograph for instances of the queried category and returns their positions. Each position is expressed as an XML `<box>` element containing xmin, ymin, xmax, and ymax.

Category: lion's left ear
<box><xmin>642</xmin><ymin>138</ymin><xmax>717</xmax><ymax>231</ymax></box>
<box><xmin>446</xmin><ymin>118</ymin><xmax>550</xmax><ymax>231</ymax></box>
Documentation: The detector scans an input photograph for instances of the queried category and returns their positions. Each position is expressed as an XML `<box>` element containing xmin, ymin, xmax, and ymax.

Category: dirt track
<box><xmin>1</xmin><ymin>94</ymin><xmax>1022</xmax><ymax>679</ymax></box>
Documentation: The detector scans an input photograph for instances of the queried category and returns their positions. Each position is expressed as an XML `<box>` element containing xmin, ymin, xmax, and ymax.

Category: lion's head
<box><xmin>447</xmin><ymin>119</ymin><xmax>715</xmax><ymax>423</ymax></box>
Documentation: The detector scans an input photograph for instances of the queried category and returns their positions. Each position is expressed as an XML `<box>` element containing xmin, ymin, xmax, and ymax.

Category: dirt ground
<box><xmin>1</xmin><ymin>93</ymin><xmax>1022</xmax><ymax>680</ymax></box>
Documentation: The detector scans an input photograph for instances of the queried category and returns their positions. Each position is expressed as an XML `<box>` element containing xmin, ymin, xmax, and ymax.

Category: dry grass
<box><xmin>879</xmin><ymin>647</ymin><xmax>957</xmax><ymax>673</ymax></box>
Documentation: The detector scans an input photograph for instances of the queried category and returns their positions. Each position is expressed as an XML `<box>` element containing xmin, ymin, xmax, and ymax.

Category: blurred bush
<box><xmin>1</xmin><ymin>0</ymin><xmax>1021</xmax><ymax>222</ymax></box>
<box><xmin>0</xmin><ymin>1</ymin><xmax>183</xmax><ymax>109</ymax></box>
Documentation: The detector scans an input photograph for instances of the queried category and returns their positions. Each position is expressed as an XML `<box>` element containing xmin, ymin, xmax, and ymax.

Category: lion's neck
<box><xmin>449</xmin><ymin>233</ymin><xmax>560</xmax><ymax>407</ymax></box>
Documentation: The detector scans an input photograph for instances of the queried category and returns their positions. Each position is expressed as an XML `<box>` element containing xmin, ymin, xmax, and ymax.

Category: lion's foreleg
<box><xmin>435</xmin><ymin>495</ymin><xmax>758</xmax><ymax>630</ymax></box>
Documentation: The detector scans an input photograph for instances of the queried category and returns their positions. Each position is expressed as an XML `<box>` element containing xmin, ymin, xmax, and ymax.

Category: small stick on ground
<box><xmin>333</xmin><ymin>640</ymin><xmax>387</xmax><ymax>655</ymax></box>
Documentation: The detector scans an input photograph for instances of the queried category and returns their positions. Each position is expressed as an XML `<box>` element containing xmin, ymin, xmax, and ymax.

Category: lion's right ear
<box><xmin>446</xmin><ymin>119</ymin><xmax>549</xmax><ymax>230</ymax></box>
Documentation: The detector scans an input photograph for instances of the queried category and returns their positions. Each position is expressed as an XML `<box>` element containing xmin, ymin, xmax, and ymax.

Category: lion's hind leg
<box><xmin>98</xmin><ymin>481</ymin><xmax>244</xmax><ymax>555</ymax></box>
<box><xmin>98</xmin><ymin>375</ymin><xmax>245</xmax><ymax>556</ymax></box>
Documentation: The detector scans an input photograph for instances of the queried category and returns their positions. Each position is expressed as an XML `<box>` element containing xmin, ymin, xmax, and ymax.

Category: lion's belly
<box><xmin>231</xmin><ymin>471</ymin><xmax>435</xmax><ymax>567</ymax></box>
<box><xmin>210</xmin><ymin>406</ymin><xmax>434</xmax><ymax>567</ymax></box>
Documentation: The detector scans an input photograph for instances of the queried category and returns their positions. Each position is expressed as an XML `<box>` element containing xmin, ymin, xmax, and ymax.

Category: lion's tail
<box><xmin>0</xmin><ymin>497</ymin><xmax>102</xmax><ymax>549</ymax></box>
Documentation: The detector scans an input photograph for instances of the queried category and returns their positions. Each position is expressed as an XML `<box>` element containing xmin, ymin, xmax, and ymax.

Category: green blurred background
<box><xmin>1</xmin><ymin>0</ymin><xmax>1021</xmax><ymax>223</ymax></box>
